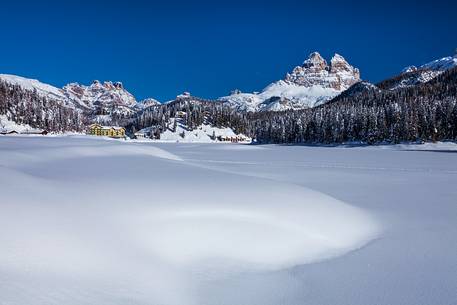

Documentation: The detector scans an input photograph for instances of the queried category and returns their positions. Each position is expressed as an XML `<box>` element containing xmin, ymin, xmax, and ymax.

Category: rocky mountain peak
<box><xmin>302</xmin><ymin>52</ymin><xmax>328</xmax><ymax>70</ymax></box>
<box><xmin>62</xmin><ymin>80</ymin><xmax>138</xmax><ymax>114</ymax></box>
<box><xmin>285</xmin><ymin>51</ymin><xmax>360</xmax><ymax>91</ymax></box>
<box><xmin>101</xmin><ymin>81</ymin><xmax>124</xmax><ymax>90</ymax></box>
<box><xmin>140</xmin><ymin>98</ymin><xmax>160</xmax><ymax>108</ymax></box>
<box><xmin>114</xmin><ymin>81</ymin><xmax>123</xmax><ymax>89</ymax></box>
<box><xmin>330</xmin><ymin>54</ymin><xmax>357</xmax><ymax>74</ymax></box>
<box><xmin>221</xmin><ymin>51</ymin><xmax>362</xmax><ymax>112</ymax></box>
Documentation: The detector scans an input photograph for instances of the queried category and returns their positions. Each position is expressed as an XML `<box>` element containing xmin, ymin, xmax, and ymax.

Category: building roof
<box><xmin>90</xmin><ymin>123</ymin><xmax>125</xmax><ymax>130</ymax></box>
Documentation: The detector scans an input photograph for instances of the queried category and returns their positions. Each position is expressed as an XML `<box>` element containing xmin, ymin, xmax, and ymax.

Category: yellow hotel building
<box><xmin>88</xmin><ymin>124</ymin><xmax>126</xmax><ymax>138</ymax></box>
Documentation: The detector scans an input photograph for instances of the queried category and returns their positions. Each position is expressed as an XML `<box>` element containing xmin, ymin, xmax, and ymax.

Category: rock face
<box><xmin>220</xmin><ymin>51</ymin><xmax>361</xmax><ymax>112</ymax></box>
<box><xmin>285</xmin><ymin>52</ymin><xmax>360</xmax><ymax>91</ymax></box>
<box><xmin>62</xmin><ymin>80</ymin><xmax>141</xmax><ymax>123</ymax></box>
<box><xmin>63</xmin><ymin>80</ymin><xmax>137</xmax><ymax>111</ymax></box>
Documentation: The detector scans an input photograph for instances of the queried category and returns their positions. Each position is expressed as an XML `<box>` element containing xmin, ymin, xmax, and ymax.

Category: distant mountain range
<box><xmin>0</xmin><ymin>51</ymin><xmax>456</xmax><ymax>135</ymax></box>
<box><xmin>220</xmin><ymin>52</ymin><xmax>457</xmax><ymax>111</ymax></box>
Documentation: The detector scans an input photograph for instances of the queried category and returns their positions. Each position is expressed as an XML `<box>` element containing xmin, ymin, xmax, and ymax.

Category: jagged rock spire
<box><xmin>302</xmin><ymin>52</ymin><xmax>328</xmax><ymax>70</ymax></box>
<box><xmin>285</xmin><ymin>51</ymin><xmax>361</xmax><ymax>91</ymax></box>
<box><xmin>330</xmin><ymin>54</ymin><xmax>350</xmax><ymax>72</ymax></box>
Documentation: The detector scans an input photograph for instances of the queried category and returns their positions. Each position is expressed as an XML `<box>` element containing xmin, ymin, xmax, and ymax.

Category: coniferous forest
<box><xmin>0</xmin><ymin>81</ymin><xmax>85</xmax><ymax>132</ymax></box>
<box><xmin>131</xmin><ymin>66</ymin><xmax>457</xmax><ymax>144</ymax></box>
<box><xmin>1</xmin><ymin>67</ymin><xmax>457</xmax><ymax>144</ymax></box>
<box><xmin>247</xmin><ymin>66</ymin><xmax>457</xmax><ymax>144</ymax></box>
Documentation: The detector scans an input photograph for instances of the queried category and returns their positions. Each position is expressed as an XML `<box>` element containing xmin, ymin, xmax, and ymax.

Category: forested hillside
<box><xmin>246</xmin><ymin>67</ymin><xmax>457</xmax><ymax>144</ymax></box>
<box><xmin>129</xmin><ymin>96</ymin><xmax>250</xmax><ymax>138</ymax></box>
<box><xmin>0</xmin><ymin>80</ymin><xmax>85</xmax><ymax>132</ymax></box>
<box><xmin>128</xmin><ymin>67</ymin><xmax>457</xmax><ymax>144</ymax></box>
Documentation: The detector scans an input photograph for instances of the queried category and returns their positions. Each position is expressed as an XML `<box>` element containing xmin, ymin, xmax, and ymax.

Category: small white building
<box><xmin>134</xmin><ymin>131</ymin><xmax>149</xmax><ymax>139</ymax></box>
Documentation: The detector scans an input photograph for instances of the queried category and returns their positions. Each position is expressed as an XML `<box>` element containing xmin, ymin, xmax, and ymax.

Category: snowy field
<box><xmin>1</xmin><ymin>136</ymin><xmax>456</xmax><ymax>305</ymax></box>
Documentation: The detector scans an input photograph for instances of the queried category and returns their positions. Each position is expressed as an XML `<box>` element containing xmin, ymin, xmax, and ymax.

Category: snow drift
<box><xmin>0</xmin><ymin>136</ymin><xmax>379</xmax><ymax>305</ymax></box>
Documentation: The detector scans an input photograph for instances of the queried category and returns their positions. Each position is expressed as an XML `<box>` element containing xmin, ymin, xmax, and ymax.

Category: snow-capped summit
<box><xmin>220</xmin><ymin>51</ymin><xmax>361</xmax><ymax>111</ymax></box>
<box><xmin>176</xmin><ymin>92</ymin><xmax>192</xmax><ymax>100</ymax></box>
<box><xmin>331</xmin><ymin>53</ymin><xmax>359</xmax><ymax>74</ymax></box>
<box><xmin>0</xmin><ymin>73</ymin><xmax>151</xmax><ymax>125</ymax></box>
<box><xmin>302</xmin><ymin>52</ymin><xmax>328</xmax><ymax>70</ymax></box>
<box><xmin>419</xmin><ymin>54</ymin><xmax>457</xmax><ymax>71</ymax></box>
<box><xmin>0</xmin><ymin>74</ymin><xmax>67</xmax><ymax>101</ymax></box>
<box><xmin>140</xmin><ymin>98</ymin><xmax>161</xmax><ymax>108</ymax></box>
<box><xmin>0</xmin><ymin>75</ymin><xmax>140</xmax><ymax>113</ymax></box>
<box><xmin>380</xmin><ymin>53</ymin><xmax>457</xmax><ymax>90</ymax></box>
<box><xmin>400</xmin><ymin>55</ymin><xmax>457</xmax><ymax>75</ymax></box>
<box><xmin>401</xmin><ymin>66</ymin><xmax>417</xmax><ymax>74</ymax></box>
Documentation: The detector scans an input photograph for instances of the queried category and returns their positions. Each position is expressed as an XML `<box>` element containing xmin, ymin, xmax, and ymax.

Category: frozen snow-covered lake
<box><xmin>1</xmin><ymin>136</ymin><xmax>456</xmax><ymax>305</ymax></box>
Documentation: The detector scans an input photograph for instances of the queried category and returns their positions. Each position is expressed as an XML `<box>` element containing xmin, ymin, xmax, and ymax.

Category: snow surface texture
<box><xmin>0</xmin><ymin>136</ymin><xmax>383</xmax><ymax>305</ymax></box>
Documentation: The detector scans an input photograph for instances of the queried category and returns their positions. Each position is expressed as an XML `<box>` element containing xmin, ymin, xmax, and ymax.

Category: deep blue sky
<box><xmin>0</xmin><ymin>0</ymin><xmax>456</xmax><ymax>102</ymax></box>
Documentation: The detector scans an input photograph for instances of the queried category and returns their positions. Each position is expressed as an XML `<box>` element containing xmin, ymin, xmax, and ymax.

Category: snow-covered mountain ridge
<box><xmin>0</xmin><ymin>74</ymin><xmax>68</xmax><ymax>101</ymax></box>
<box><xmin>378</xmin><ymin>53</ymin><xmax>457</xmax><ymax>90</ymax></box>
<box><xmin>219</xmin><ymin>52</ymin><xmax>361</xmax><ymax>112</ymax></box>
<box><xmin>0</xmin><ymin>74</ymin><xmax>150</xmax><ymax>125</ymax></box>
<box><xmin>63</xmin><ymin>80</ymin><xmax>137</xmax><ymax>110</ymax></box>
<box><xmin>1</xmin><ymin>50</ymin><xmax>457</xmax><ymax>134</ymax></box>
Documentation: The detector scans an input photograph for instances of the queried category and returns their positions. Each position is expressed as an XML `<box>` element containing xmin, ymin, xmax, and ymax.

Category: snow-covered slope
<box><xmin>0</xmin><ymin>73</ymin><xmax>144</xmax><ymax>115</ymax></box>
<box><xmin>419</xmin><ymin>54</ymin><xmax>457</xmax><ymax>71</ymax></box>
<box><xmin>0</xmin><ymin>74</ymin><xmax>162</xmax><ymax>126</ymax></box>
<box><xmin>0</xmin><ymin>74</ymin><xmax>67</xmax><ymax>101</ymax></box>
<box><xmin>0</xmin><ymin>115</ymin><xmax>40</xmax><ymax>133</ymax></box>
<box><xmin>220</xmin><ymin>52</ymin><xmax>361</xmax><ymax>112</ymax></box>
<box><xmin>380</xmin><ymin>53</ymin><xmax>457</xmax><ymax>90</ymax></box>
<box><xmin>139</xmin><ymin>97</ymin><xmax>161</xmax><ymax>108</ymax></box>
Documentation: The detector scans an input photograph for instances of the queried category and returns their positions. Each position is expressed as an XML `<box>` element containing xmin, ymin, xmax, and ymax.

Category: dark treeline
<box><xmin>247</xmin><ymin>67</ymin><xmax>457</xmax><ymax>144</ymax></box>
<box><xmin>0</xmin><ymin>80</ymin><xmax>85</xmax><ymax>132</ymax></box>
